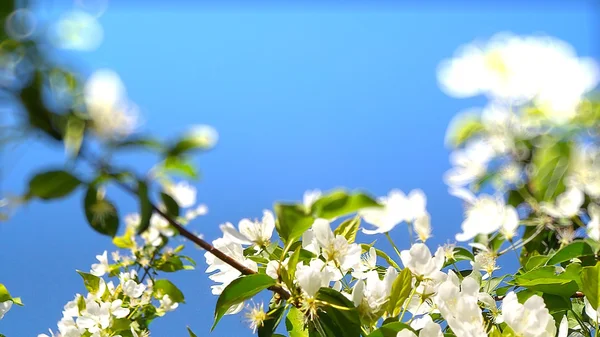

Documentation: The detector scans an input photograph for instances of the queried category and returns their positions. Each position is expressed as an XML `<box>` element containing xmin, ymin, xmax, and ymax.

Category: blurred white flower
<box><xmin>50</xmin><ymin>10</ymin><xmax>103</xmax><ymax>51</ymax></box>
<box><xmin>352</xmin><ymin>247</ymin><xmax>377</xmax><ymax>279</ymax></box>
<box><xmin>444</xmin><ymin>139</ymin><xmax>496</xmax><ymax>188</ymax></box>
<box><xmin>540</xmin><ymin>187</ymin><xmax>584</xmax><ymax>218</ymax></box>
<box><xmin>159</xmin><ymin>295</ymin><xmax>179</xmax><ymax>313</ymax></box>
<box><xmin>360</xmin><ymin>189</ymin><xmax>427</xmax><ymax>235</ymax></box>
<box><xmin>220</xmin><ymin>210</ymin><xmax>275</xmax><ymax>248</ymax></box>
<box><xmin>500</xmin><ymin>292</ymin><xmax>556</xmax><ymax>337</ymax></box>
<box><xmin>588</xmin><ymin>203</ymin><xmax>600</xmax><ymax>241</ymax></box>
<box><xmin>84</xmin><ymin>69</ymin><xmax>138</xmax><ymax>139</ymax></box>
<box><xmin>400</xmin><ymin>243</ymin><xmax>444</xmax><ymax>280</ymax></box>
<box><xmin>303</xmin><ymin>189</ymin><xmax>322</xmax><ymax>209</ymax></box>
<box><xmin>185</xmin><ymin>124</ymin><xmax>219</xmax><ymax>149</ymax></box>
<box><xmin>0</xmin><ymin>300</ymin><xmax>12</xmax><ymax>320</ymax></box>
<box><xmin>165</xmin><ymin>181</ymin><xmax>196</xmax><ymax>208</ymax></box>
<box><xmin>438</xmin><ymin>33</ymin><xmax>599</xmax><ymax>117</ymax></box>
<box><xmin>450</xmin><ymin>188</ymin><xmax>518</xmax><ymax>242</ymax></box>
<box><xmin>584</xmin><ymin>296</ymin><xmax>600</xmax><ymax>322</ymax></box>
<box><xmin>558</xmin><ymin>315</ymin><xmax>568</xmax><ymax>337</ymax></box>
<box><xmin>413</xmin><ymin>212</ymin><xmax>432</xmax><ymax>242</ymax></box>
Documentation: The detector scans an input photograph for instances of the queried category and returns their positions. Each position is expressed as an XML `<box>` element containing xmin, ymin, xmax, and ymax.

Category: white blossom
<box><xmin>444</xmin><ymin>140</ymin><xmax>496</xmax><ymax>188</ymax></box>
<box><xmin>450</xmin><ymin>188</ymin><xmax>518</xmax><ymax>242</ymax></box>
<box><xmin>165</xmin><ymin>181</ymin><xmax>197</xmax><ymax>208</ymax></box>
<box><xmin>588</xmin><ymin>203</ymin><xmax>600</xmax><ymax>241</ymax></box>
<box><xmin>501</xmin><ymin>292</ymin><xmax>556</xmax><ymax>337</ymax></box>
<box><xmin>312</xmin><ymin>218</ymin><xmax>362</xmax><ymax>271</ymax></box>
<box><xmin>351</xmin><ymin>267</ymin><xmax>397</xmax><ymax>320</ymax></box>
<box><xmin>0</xmin><ymin>300</ymin><xmax>12</xmax><ymax>320</ymax></box>
<box><xmin>123</xmin><ymin>280</ymin><xmax>146</xmax><ymax>299</ymax></box>
<box><xmin>540</xmin><ymin>187</ymin><xmax>584</xmax><ymax>218</ymax></box>
<box><xmin>159</xmin><ymin>294</ymin><xmax>179</xmax><ymax>312</ymax></box>
<box><xmin>90</xmin><ymin>251</ymin><xmax>109</xmax><ymax>277</ymax></box>
<box><xmin>205</xmin><ymin>237</ymin><xmax>258</xmax><ymax>297</ymax></box>
<box><xmin>303</xmin><ymin>189</ymin><xmax>322</xmax><ymax>209</ymax></box>
<box><xmin>295</xmin><ymin>259</ymin><xmax>336</xmax><ymax>298</ymax></box>
<box><xmin>360</xmin><ymin>189</ymin><xmax>427</xmax><ymax>235</ymax></box>
<box><xmin>50</xmin><ymin>10</ymin><xmax>103</xmax><ymax>51</ymax></box>
<box><xmin>84</xmin><ymin>69</ymin><xmax>138</xmax><ymax>139</ymax></box>
<box><xmin>220</xmin><ymin>210</ymin><xmax>275</xmax><ymax>248</ymax></box>
<box><xmin>413</xmin><ymin>213</ymin><xmax>432</xmax><ymax>242</ymax></box>
<box><xmin>400</xmin><ymin>243</ymin><xmax>444</xmax><ymax>280</ymax></box>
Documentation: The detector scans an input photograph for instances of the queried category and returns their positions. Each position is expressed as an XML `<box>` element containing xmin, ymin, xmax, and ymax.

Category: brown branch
<box><xmin>82</xmin><ymin>150</ymin><xmax>292</xmax><ymax>301</ymax></box>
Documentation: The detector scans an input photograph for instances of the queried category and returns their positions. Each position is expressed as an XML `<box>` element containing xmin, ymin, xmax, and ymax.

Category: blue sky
<box><xmin>1</xmin><ymin>1</ymin><xmax>598</xmax><ymax>336</ymax></box>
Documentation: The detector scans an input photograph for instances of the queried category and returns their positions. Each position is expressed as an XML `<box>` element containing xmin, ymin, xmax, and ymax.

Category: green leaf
<box><xmin>274</xmin><ymin>204</ymin><xmax>315</xmax><ymax>244</ymax></box>
<box><xmin>0</xmin><ymin>284</ymin><xmax>12</xmax><ymax>303</ymax></box>
<box><xmin>258</xmin><ymin>305</ymin><xmax>287</xmax><ymax>337</ymax></box>
<box><xmin>159</xmin><ymin>156</ymin><xmax>200</xmax><ymax>180</ymax></box>
<box><xmin>111</xmin><ymin>137</ymin><xmax>165</xmax><ymax>152</ymax></box>
<box><xmin>310</xmin><ymin>190</ymin><xmax>381</xmax><ymax>220</ymax></box>
<box><xmin>387</xmin><ymin>268</ymin><xmax>412</xmax><ymax>317</ymax></box>
<box><xmin>156</xmin><ymin>256</ymin><xmax>187</xmax><ymax>272</ymax></box>
<box><xmin>284</xmin><ymin>247</ymin><xmax>302</xmax><ymax>289</ymax></box>
<box><xmin>212</xmin><ymin>274</ymin><xmax>276</xmax><ymax>331</ymax></box>
<box><xmin>446</xmin><ymin>115</ymin><xmax>484</xmax><ymax>147</ymax></box>
<box><xmin>76</xmin><ymin>271</ymin><xmax>102</xmax><ymax>294</ymax></box>
<box><xmin>153</xmin><ymin>279</ymin><xmax>185</xmax><ymax>303</ymax></box>
<box><xmin>542</xmin><ymin>293</ymin><xmax>572</xmax><ymax>314</ymax></box>
<box><xmin>286</xmin><ymin>306</ymin><xmax>309</xmax><ymax>337</ymax></box>
<box><xmin>530</xmin><ymin>138</ymin><xmax>570</xmax><ymax>201</ymax></box>
<box><xmin>546</xmin><ymin>241</ymin><xmax>593</xmax><ymax>266</ymax></box>
<box><xmin>333</xmin><ymin>216</ymin><xmax>361</xmax><ymax>244</ymax></box>
<box><xmin>112</xmin><ymin>227</ymin><xmax>135</xmax><ymax>249</ymax></box>
<box><xmin>314</xmin><ymin>288</ymin><xmax>361</xmax><ymax>337</ymax></box>
<box><xmin>187</xmin><ymin>327</ymin><xmax>198</xmax><ymax>337</ymax></box>
<box><xmin>581</xmin><ymin>262</ymin><xmax>600</xmax><ymax>310</ymax></box>
<box><xmin>27</xmin><ymin>170</ymin><xmax>80</xmax><ymax>200</ymax></box>
<box><xmin>360</xmin><ymin>244</ymin><xmax>401</xmax><ymax>270</ymax></box>
<box><xmin>84</xmin><ymin>186</ymin><xmax>119</xmax><ymax>237</ymax></box>
<box><xmin>167</xmin><ymin>136</ymin><xmax>214</xmax><ymax>157</ymax></box>
<box><xmin>137</xmin><ymin>181</ymin><xmax>153</xmax><ymax>234</ymax></box>
<box><xmin>514</xmin><ymin>265</ymin><xmax>580</xmax><ymax>298</ymax></box>
<box><xmin>160</xmin><ymin>192</ymin><xmax>180</xmax><ymax>217</ymax></box>
<box><xmin>367</xmin><ymin>322</ymin><xmax>414</xmax><ymax>337</ymax></box>
<box><xmin>525</xmin><ymin>255</ymin><xmax>549</xmax><ymax>271</ymax></box>
<box><xmin>64</xmin><ymin>115</ymin><xmax>85</xmax><ymax>158</ymax></box>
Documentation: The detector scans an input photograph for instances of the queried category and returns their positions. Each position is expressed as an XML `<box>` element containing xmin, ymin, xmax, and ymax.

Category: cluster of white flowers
<box><xmin>38</xmin><ymin>269</ymin><xmax>173</xmax><ymax>337</ymax></box>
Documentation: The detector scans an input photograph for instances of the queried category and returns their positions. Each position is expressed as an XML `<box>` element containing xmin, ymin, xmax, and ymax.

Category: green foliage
<box><xmin>212</xmin><ymin>274</ymin><xmax>276</xmax><ymax>330</ymax></box>
<box><xmin>310</xmin><ymin>190</ymin><xmax>381</xmax><ymax>220</ymax></box>
<box><xmin>76</xmin><ymin>271</ymin><xmax>103</xmax><ymax>294</ymax></box>
<box><xmin>84</xmin><ymin>186</ymin><xmax>119</xmax><ymax>237</ymax></box>
<box><xmin>274</xmin><ymin>203</ymin><xmax>315</xmax><ymax>244</ymax></box>
<box><xmin>446</xmin><ymin>116</ymin><xmax>484</xmax><ymax>147</ymax></box>
<box><xmin>333</xmin><ymin>216</ymin><xmax>361</xmax><ymax>244</ymax></box>
<box><xmin>258</xmin><ymin>305</ymin><xmax>287</xmax><ymax>337</ymax></box>
<box><xmin>367</xmin><ymin>322</ymin><xmax>414</xmax><ymax>337</ymax></box>
<box><xmin>530</xmin><ymin>137</ymin><xmax>570</xmax><ymax>201</ymax></box>
<box><xmin>137</xmin><ymin>181</ymin><xmax>153</xmax><ymax>234</ymax></box>
<box><xmin>360</xmin><ymin>244</ymin><xmax>401</xmax><ymax>270</ymax></box>
<box><xmin>160</xmin><ymin>192</ymin><xmax>180</xmax><ymax>218</ymax></box>
<box><xmin>386</xmin><ymin>268</ymin><xmax>412</xmax><ymax>317</ymax></box>
<box><xmin>27</xmin><ymin>170</ymin><xmax>81</xmax><ymax>200</ymax></box>
<box><xmin>581</xmin><ymin>262</ymin><xmax>600</xmax><ymax>310</ymax></box>
<box><xmin>286</xmin><ymin>307</ymin><xmax>309</xmax><ymax>337</ymax></box>
<box><xmin>546</xmin><ymin>241</ymin><xmax>593</xmax><ymax>266</ymax></box>
<box><xmin>186</xmin><ymin>327</ymin><xmax>198</xmax><ymax>337</ymax></box>
<box><xmin>153</xmin><ymin>279</ymin><xmax>185</xmax><ymax>303</ymax></box>
<box><xmin>312</xmin><ymin>288</ymin><xmax>361</xmax><ymax>337</ymax></box>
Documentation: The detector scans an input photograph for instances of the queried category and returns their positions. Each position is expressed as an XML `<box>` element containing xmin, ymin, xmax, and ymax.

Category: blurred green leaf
<box><xmin>186</xmin><ymin>327</ymin><xmax>198</xmax><ymax>337</ymax></box>
<box><xmin>136</xmin><ymin>181</ymin><xmax>153</xmax><ymax>234</ymax></box>
<box><xmin>158</xmin><ymin>156</ymin><xmax>199</xmax><ymax>180</ymax></box>
<box><xmin>581</xmin><ymin>262</ymin><xmax>600</xmax><ymax>310</ymax></box>
<box><xmin>530</xmin><ymin>138</ymin><xmax>570</xmax><ymax>201</ymax></box>
<box><xmin>446</xmin><ymin>116</ymin><xmax>484</xmax><ymax>147</ymax></box>
<box><xmin>161</xmin><ymin>192</ymin><xmax>180</xmax><ymax>217</ymax></box>
<box><xmin>84</xmin><ymin>186</ymin><xmax>119</xmax><ymax>237</ymax></box>
<box><xmin>310</xmin><ymin>190</ymin><xmax>381</xmax><ymax>220</ymax></box>
<box><xmin>111</xmin><ymin>137</ymin><xmax>164</xmax><ymax>152</ymax></box>
<box><xmin>274</xmin><ymin>203</ymin><xmax>314</xmax><ymax>244</ymax></box>
<box><xmin>27</xmin><ymin>170</ymin><xmax>80</xmax><ymax>200</ymax></box>
<box><xmin>153</xmin><ymin>279</ymin><xmax>185</xmax><ymax>303</ymax></box>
